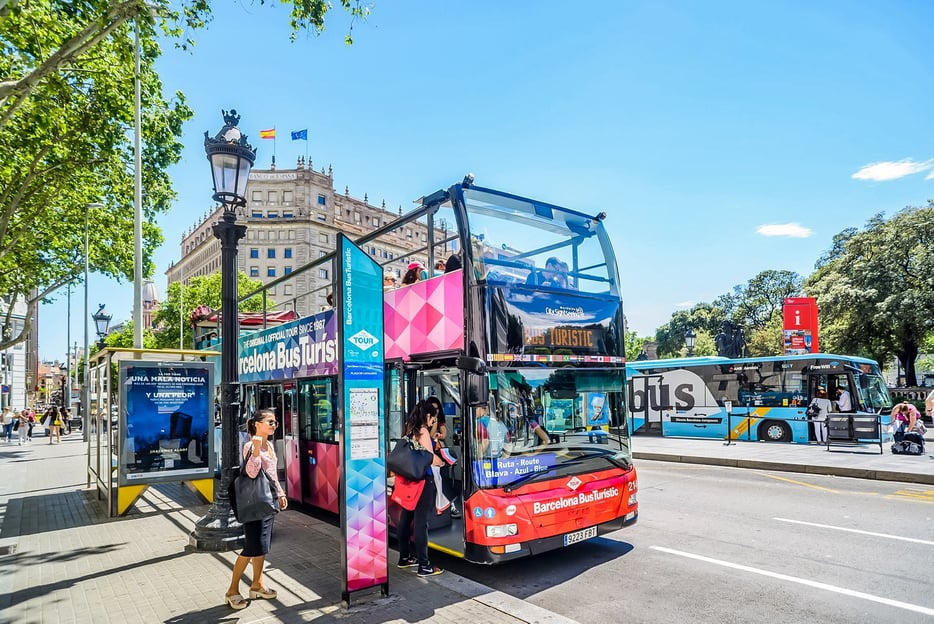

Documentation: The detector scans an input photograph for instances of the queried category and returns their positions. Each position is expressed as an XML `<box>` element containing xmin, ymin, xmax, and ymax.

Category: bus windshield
<box><xmin>856</xmin><ymin>369</ymin><xmax>893</xmax><ymax>412</ymax></box>
<box><xmin>471</xmin><ymin>368</ymin><xmax>630</xmax><ymax>490</ymax></box>
<box><xmin>433</xmin><ymin>188</ymin><xmax>617</xmax><ymax>296</ymax></box>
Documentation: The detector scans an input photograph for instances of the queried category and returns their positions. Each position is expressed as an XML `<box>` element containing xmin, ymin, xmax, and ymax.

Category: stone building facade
<box><xmin>166</xmin><ymin>158</ymin><xmax>436</xmax><ymax>318</ymax></box>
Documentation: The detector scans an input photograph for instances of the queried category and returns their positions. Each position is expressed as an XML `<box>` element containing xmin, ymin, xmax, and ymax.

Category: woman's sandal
<box><xmin>225</xmin><ymin>593</ymin><xmax>248</xmax><ymax>610</ymax></box>
<box><xmin>249</xmin><ymin>586</ymin><xmax>277</xmax><ymax>600</ymax></box>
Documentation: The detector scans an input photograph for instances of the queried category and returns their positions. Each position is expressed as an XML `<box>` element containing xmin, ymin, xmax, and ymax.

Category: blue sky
<box><xmin>38</xmin><ymin>1</ymin><xmax>934</xmax><ymax>361</ymax></box>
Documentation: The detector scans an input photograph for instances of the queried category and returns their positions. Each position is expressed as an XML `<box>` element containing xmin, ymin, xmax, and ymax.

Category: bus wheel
<box><xmin>759</xmin><ymin>420</ymin><xmax>791</xmax><ymax>442</ymax></box>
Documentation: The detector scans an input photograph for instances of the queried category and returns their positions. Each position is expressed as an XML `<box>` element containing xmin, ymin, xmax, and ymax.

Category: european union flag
<box><xmin>290</xmin><ymin>129</ymin><xmax>308</xmax><ymax>141</ymax></box>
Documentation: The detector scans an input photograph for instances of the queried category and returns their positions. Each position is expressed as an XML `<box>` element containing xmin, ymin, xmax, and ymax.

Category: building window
<box><xmin>373</xmin><ymin>218</ymin><xmax>380</xmax><ymax>227</ymax></box>
<box><xmin>252</xmin><ymin>190</ymin><xmax>263</xmax><ymax>202</ymax></box>
<box><xmin>252</xmin><ymin>210</ymin><xmax>263</xmax><ymax>218</ymax></box>
<box><xmin>268</xmin><ymin>286</ymin><xmax>277</xmax><ymax>295</ymax></box>
<box><xmin>317</xmin><ymin>213</ymin><xmax>327</xmax><ymax>221</ymax></box>
<box><xmin>267</xmin><ymin>210</ymin><xmax>279</xmax><ymax>218</ymax></box>
<box><xmin>319</xmin><ymin>268</ymin><xmax>329</xmax><ymax>279</ymax></box>
<box><xmin>267</xmin><ymin>267</ymin><xmax>276</xmax><ymax>277</ymax></box>
<box><xmin>282</xmin><ymin>190</ymin><xmax>293</xmax><ymax>204</ymax></box>
<box><xmin>284</xmin><ymin>266</ymin><xmax>292</xmax><ymax>275</ymax></box>
<box><xmin>282</xmin><ymin>210</ymin><xmax>294</xmax><ymax>218</ymax></box>
<box><xmin>319</xmin><ymin>233</ymin><xmax>329</xmax><ymax>243</ymax></box>
<box><xmin>250</xmin><ymin>248</ymin><xmax>259</xmax><ymax>259</ymax></box>
<box><xmin>318</xmin><ymin>194</ymin><xmax>326</xmax><ymax>205</ymax></box>
<box><xmin>284</xmin><ymin>248</ymin><xmax>292</xmax><ymax>258</ymax></box>
<box><xmin>267</xmin><ymin>191</ymin><xmax>277</xmax><ymax>204</ymax></box>
<box><xmin>319</xmin><ymin>251</ymin><xmax>327</xmax><ymax>258</ymax></box>
<box><xmin>250</xmin><ymin>266</ymin><xmax>259</xmax><ymax>277</ymax></box>
<box><xmin>288</xmin><ymin>230</ymin><xmax>296</xmax><ymax>240</ymax></box>
<box><xmin>259</xmin><ymin>231</ymin><xmax>267</xmax><ymax>240</ymax></box>
<box><xmin>284</xmin><ymin>285</ymin><xmax>293</xmax><ymax>296</ymax></box>
<box><xmin>268</xmin><ymin>248</ymin><xmax>276</xmax><ymax>259</ymax></box>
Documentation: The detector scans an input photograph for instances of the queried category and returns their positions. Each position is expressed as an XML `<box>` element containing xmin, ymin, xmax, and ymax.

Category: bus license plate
<box><xmin>564</xmin><ymin>526</ymin><xmax>597</xmax><ymax>546</ymax></box>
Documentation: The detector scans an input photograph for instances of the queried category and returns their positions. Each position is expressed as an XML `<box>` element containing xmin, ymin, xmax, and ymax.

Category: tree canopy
<box><xmin>0</xmin><ymin>0</ymin><xmax>369</xmax><ymax>351</ymax></box>
<box><xmin>151</xmin><ymin>271</ymin><xmax>267</xmax><ymax>350</ymax></box>
<box><xmin>805</xmin><ymin>202</ymin><xmax>934</xmax><ymax>385</ymax></box>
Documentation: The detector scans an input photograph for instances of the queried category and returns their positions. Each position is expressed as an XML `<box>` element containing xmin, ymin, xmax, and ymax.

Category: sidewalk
<box><xmin>633</xmin><ymin>434</ymin><xmax>934</xmax><ymax>484</ymax></box>
<box><xmin>0</xmin><ymin>432</ymin><xmax>575</xmax><ymax>624</ymax></box>
<box><xmin>2</xmin><ymin>432</ymin><xmax>930</xmax><ymax>624</ymax></box>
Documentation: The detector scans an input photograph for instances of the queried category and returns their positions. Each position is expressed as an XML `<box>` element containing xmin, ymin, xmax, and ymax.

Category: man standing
<box><xmin>836</xmin><ymin>386</ymin><xmax>853</xmax><ymax>412</ymax></box>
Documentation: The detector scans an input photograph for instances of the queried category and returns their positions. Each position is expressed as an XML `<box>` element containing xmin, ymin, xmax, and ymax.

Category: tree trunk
<box><xmin>898</xmin><ymin>341</ymin><xmax>920</xmax><ymax>387</ymax></box>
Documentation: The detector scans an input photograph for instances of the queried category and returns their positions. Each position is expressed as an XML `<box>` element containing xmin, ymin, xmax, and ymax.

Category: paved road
<box><xmin>446</xmin><ymin>460</ymin><xmax>934</xmax><ymax>623</ymax></box>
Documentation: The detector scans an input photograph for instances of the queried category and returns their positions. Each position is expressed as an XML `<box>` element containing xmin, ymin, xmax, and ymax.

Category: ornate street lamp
<box><xmin>190</xmin><ymin>109</ymin><xmax>256</xmax><ymax>552</ymax></box>
<box><xmin>92</xmin><ymin>304</ymin><xmax>112</xmax><ymax>350</ymax></box>
<box><xmin>685</xmin><ymin>327</ymin><xmax>697</xmax><ymax>357</ymax></box>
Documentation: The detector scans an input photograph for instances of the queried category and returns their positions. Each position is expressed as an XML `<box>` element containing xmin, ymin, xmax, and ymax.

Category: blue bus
<box><xmin>626</xmin><ymin>353</ymin><xmax>894</xmax><ymax>443</ymax></box>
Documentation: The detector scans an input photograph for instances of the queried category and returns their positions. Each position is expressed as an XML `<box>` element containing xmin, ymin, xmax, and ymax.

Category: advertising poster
<box><xmin>118</xmin><ymin>361</ymin><xmax>214</xmax><ymax>486</ymax></box>
<box><xmin>585</xmin><ymin>392</ymin><xmax>608</xmax><ymax>427</ymax></box>
<box><xmin>337</xmin><ymin>234</ymin><xmax>388</xmax><ymax>600</ymax></box>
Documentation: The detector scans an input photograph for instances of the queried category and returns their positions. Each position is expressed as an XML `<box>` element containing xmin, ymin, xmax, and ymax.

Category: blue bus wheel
<box><xmin>759</xmin><ymin>420</ymin><xmax>791</xmax><ymax>442</ymax></box>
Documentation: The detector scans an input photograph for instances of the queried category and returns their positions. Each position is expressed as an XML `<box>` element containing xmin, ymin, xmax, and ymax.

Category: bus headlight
<box><xmin>629</xmin><ymin>493</ymin><xmax>638</xmax><ymax>506</ymax></box>
<box><xmin>486</xmin><ymin>524</ymin><xmax>518</xmax><ymax>538</ymax></box>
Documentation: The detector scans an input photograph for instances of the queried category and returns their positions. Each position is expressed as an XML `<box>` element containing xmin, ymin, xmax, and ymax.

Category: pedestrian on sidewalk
<box><xmin>225</xmin><ymin>408</ymin><xmax>288</xmax><ymax>610</ymax></box>
<box><xmin>16</xmin><ymin>410</ymin><xmax>28</xmax><ymax>445</ymax></box>
<box><xmin>25</xmin><ymin>409</ymin><xmax>35</xmax><ymax>441</ymax></box>
<box><xmin>809</xmin><ymin>388</ymin><xmax>833</xmax><ymax>444</ymax></box>
<box><xmin>395</xmin><ymin>401</ymin><xmax>444</xmax><ymax>577</ymax></box>
<box><xmin>45</xmin><ymin>406</ymin><xmax>62</xmax><ymax>443</ymax></box>
<box><xmin>1</xmin><ymin>406</ymin><xmax>12</xmax><ymax>442</ymax></box>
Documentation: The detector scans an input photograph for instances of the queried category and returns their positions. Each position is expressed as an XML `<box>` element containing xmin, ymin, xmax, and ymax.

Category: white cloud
<box><xmin>851</xmin><ymin>158</ymin><xmax>933</xmax><ymax>181</ymax></box>
<box><xmin>927</xmin><ymin>170</ymin><xmax>934</xmax><ymax>180</ymax></box>
<box><xmin>756</xmin><ymin>223</ymin><xmax>813</xmax><ymax>238</ymax></box>
<box><xmin>674</xmin><ymin>300</ymin><xmax>695</xmax><ymax>309</ymax></box>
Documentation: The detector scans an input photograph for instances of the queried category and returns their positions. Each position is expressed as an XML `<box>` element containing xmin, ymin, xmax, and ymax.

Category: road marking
<box><xmin>888</xmin><ymin>488</ymin><xmax>934</xmax><ymax>504</ymax></box>
<box><xmin>764</xmin><ymin>474</ymin><xmax>839</xmax><ymax>493</ymax></box>
<box><xmin>773</xmin><ymin>517</ymin><xmax>934</xmax><ymax>546</ymax></box>
<box><xmin>651</xmin><ymin>546</ymin><xmax>934</xmax><ymax>617</ymax></box>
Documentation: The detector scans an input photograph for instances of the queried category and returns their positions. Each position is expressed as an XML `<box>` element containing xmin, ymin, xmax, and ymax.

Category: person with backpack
<box><xmin>890</xmin><ymin>402</ymin><xmax>924</xmax><ymax>455</ymax></box>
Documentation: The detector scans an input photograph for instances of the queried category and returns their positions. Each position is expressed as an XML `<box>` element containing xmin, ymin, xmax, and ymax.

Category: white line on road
<box><xmin>651</xmin><ymin>546</ymin><xmax>934</xmax><ymax>618</ymax></box>
<box><xmin>773</xmin><ymin>517</ymin><xmax>934</xmax><ymax>547</ymax></box>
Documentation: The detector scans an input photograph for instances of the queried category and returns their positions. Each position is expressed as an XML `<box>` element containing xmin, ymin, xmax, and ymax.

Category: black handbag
<box><xmin>806</xmin><ymin>402</ymin><xmax>820</xmax><ymax>418</ymax></box>
<box><xmin>231</xmin><ymin>449</ymin><xmax>279</xmax><ymax>523</ymax></box>
<box><xmin>387</xmin><ymin>437</ymin><xmax>434</xmax><ymax>482</ymax></box>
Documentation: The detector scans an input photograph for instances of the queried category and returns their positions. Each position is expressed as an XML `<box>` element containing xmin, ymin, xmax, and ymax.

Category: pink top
<box><xmin>242</xmin><ymin>442</ymin><xmax>286</xmax><ymax>498</ymax></box>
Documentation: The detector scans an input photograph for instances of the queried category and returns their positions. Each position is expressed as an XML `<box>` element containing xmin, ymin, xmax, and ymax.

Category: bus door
<box><xmin>295</xmin><ymin>377</ymin><xmax>339</xmax><ymax>513</ymax></box>
<box><xmin>417</xmin><ymin>368</ymin><xmax>465</xmax><ymax>555</ymax></box>
<box><xmin>281</xmin><ymin>382</ymin><xmax>300</xmax><ymax>499</ymax></box>
<box><xmin>628</xmin><ymin>373</ymin><xmax>663</xmax><ymax>435</ymax></box>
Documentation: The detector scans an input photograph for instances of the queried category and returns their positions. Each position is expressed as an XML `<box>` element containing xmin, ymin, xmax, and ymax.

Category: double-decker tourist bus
<box><xmin>238</xmin><ymin>177</ymin><xmax>638</xmax><ymax>563</ymax></box>
<box><xmin>627</xmin><ymin>353</ymin><xmax>893</xmax><ymax>444</ymax></box>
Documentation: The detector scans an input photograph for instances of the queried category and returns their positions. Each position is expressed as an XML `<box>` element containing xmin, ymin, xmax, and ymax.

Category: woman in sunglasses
<box><xmin>225</xmin><ymin>408</ymin><xmax>288</xmax><ymax>610</ymax></box>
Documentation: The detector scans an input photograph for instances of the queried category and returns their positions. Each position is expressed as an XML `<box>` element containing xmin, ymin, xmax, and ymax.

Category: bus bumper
<box><xmin>464</xmin><ymin>511</ymin><xmax>638</xmax><ymax>564</ymax></box>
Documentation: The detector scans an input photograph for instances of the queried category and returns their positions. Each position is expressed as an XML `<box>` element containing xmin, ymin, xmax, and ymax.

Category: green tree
<box><xmin>152</xmin><ymin>271</ymin><xmax>267</xmax><ymax>350</ymax></box>
<box><xmin>654</xmin><ymin>303</ymin><xmax>724</xmax><ymax>357</ymax></box>
<box><xmin>624</xmin><ymin>330</ymin><xmax>653</xmax><ymax>362</ymax></box>
<box><xmin>745</xmin><ymin>310</ymin><xmax>784</xmax><ymax>356</ymax></box>
<box><xmin>0</xmin><ymin>0</ymin><xmax>369</xmax><ymax>351</ymax></box>
<box><xmin>103</xmin><ymin>319</ymin><xmax>159</xmax><ymax>352</ymax></box>
<box><xmin>714</xmin><ymin>270</ymin><xmax>803</xmax><ymax>333</ymax></box>
<box><xmin>805</xmin><ymin>202</ymin><xmax>934</xmax><ymax>385</ymax></box>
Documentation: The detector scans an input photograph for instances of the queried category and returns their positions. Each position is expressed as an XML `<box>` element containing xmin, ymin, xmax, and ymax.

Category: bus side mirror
<box><xmin>457</xmin><ymin>356</ymin><xmax>489</xmax><ymax>406</ymax></box>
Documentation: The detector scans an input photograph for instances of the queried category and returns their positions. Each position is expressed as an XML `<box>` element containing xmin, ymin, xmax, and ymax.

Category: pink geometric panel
<box><xmin>384</xmin><ymin>270</ymin><xmax>464</xmax><ymax>359</ymax></box>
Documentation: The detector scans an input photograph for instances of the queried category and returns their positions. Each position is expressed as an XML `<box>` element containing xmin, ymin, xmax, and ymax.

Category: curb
<box><xmin>431</xmin><ymin>572</ymin><xmax>580</xmax><ymax>624</ymax></box>
<box><xmin>633</xmin><ymin>451</ymin><xmax>934</xmax><ymax>485</ymax></box>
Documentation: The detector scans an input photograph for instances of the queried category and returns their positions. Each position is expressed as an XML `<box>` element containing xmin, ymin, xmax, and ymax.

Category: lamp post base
<box><xmin>188</xmin><ymin>499</ymin><xmax>243</xmax><ymax>552</ymax></box>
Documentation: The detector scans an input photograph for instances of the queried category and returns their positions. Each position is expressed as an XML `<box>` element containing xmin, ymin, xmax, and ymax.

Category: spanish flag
<box><xmin>259</xmin><ymin>128</ymin><xmax>276</xmax><ymax>139</ymax></box>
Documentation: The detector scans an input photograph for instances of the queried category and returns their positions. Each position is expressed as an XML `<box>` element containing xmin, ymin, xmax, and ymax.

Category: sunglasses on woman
<box><xmin>262</xmin><ymin>420</ymin><xmax>278</xmax><ymax>427</ymax></box>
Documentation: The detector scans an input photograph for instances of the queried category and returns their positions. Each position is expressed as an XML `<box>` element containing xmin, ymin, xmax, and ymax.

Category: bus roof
<box><xmin>627</xmin><ymin>352</ymin><xmax>882</xmax><ymax>370</ymax></box>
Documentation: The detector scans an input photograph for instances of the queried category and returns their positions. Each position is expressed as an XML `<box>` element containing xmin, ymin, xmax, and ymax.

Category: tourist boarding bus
<box><xmin>239</xmin><ymin>177</ymin><xmax>638</xmax><ymax>563</ymax></box>
<box><xmin>627</xmin><ymin>353</ymin><xmax>894</xmax><ymax>444</ymax></box>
